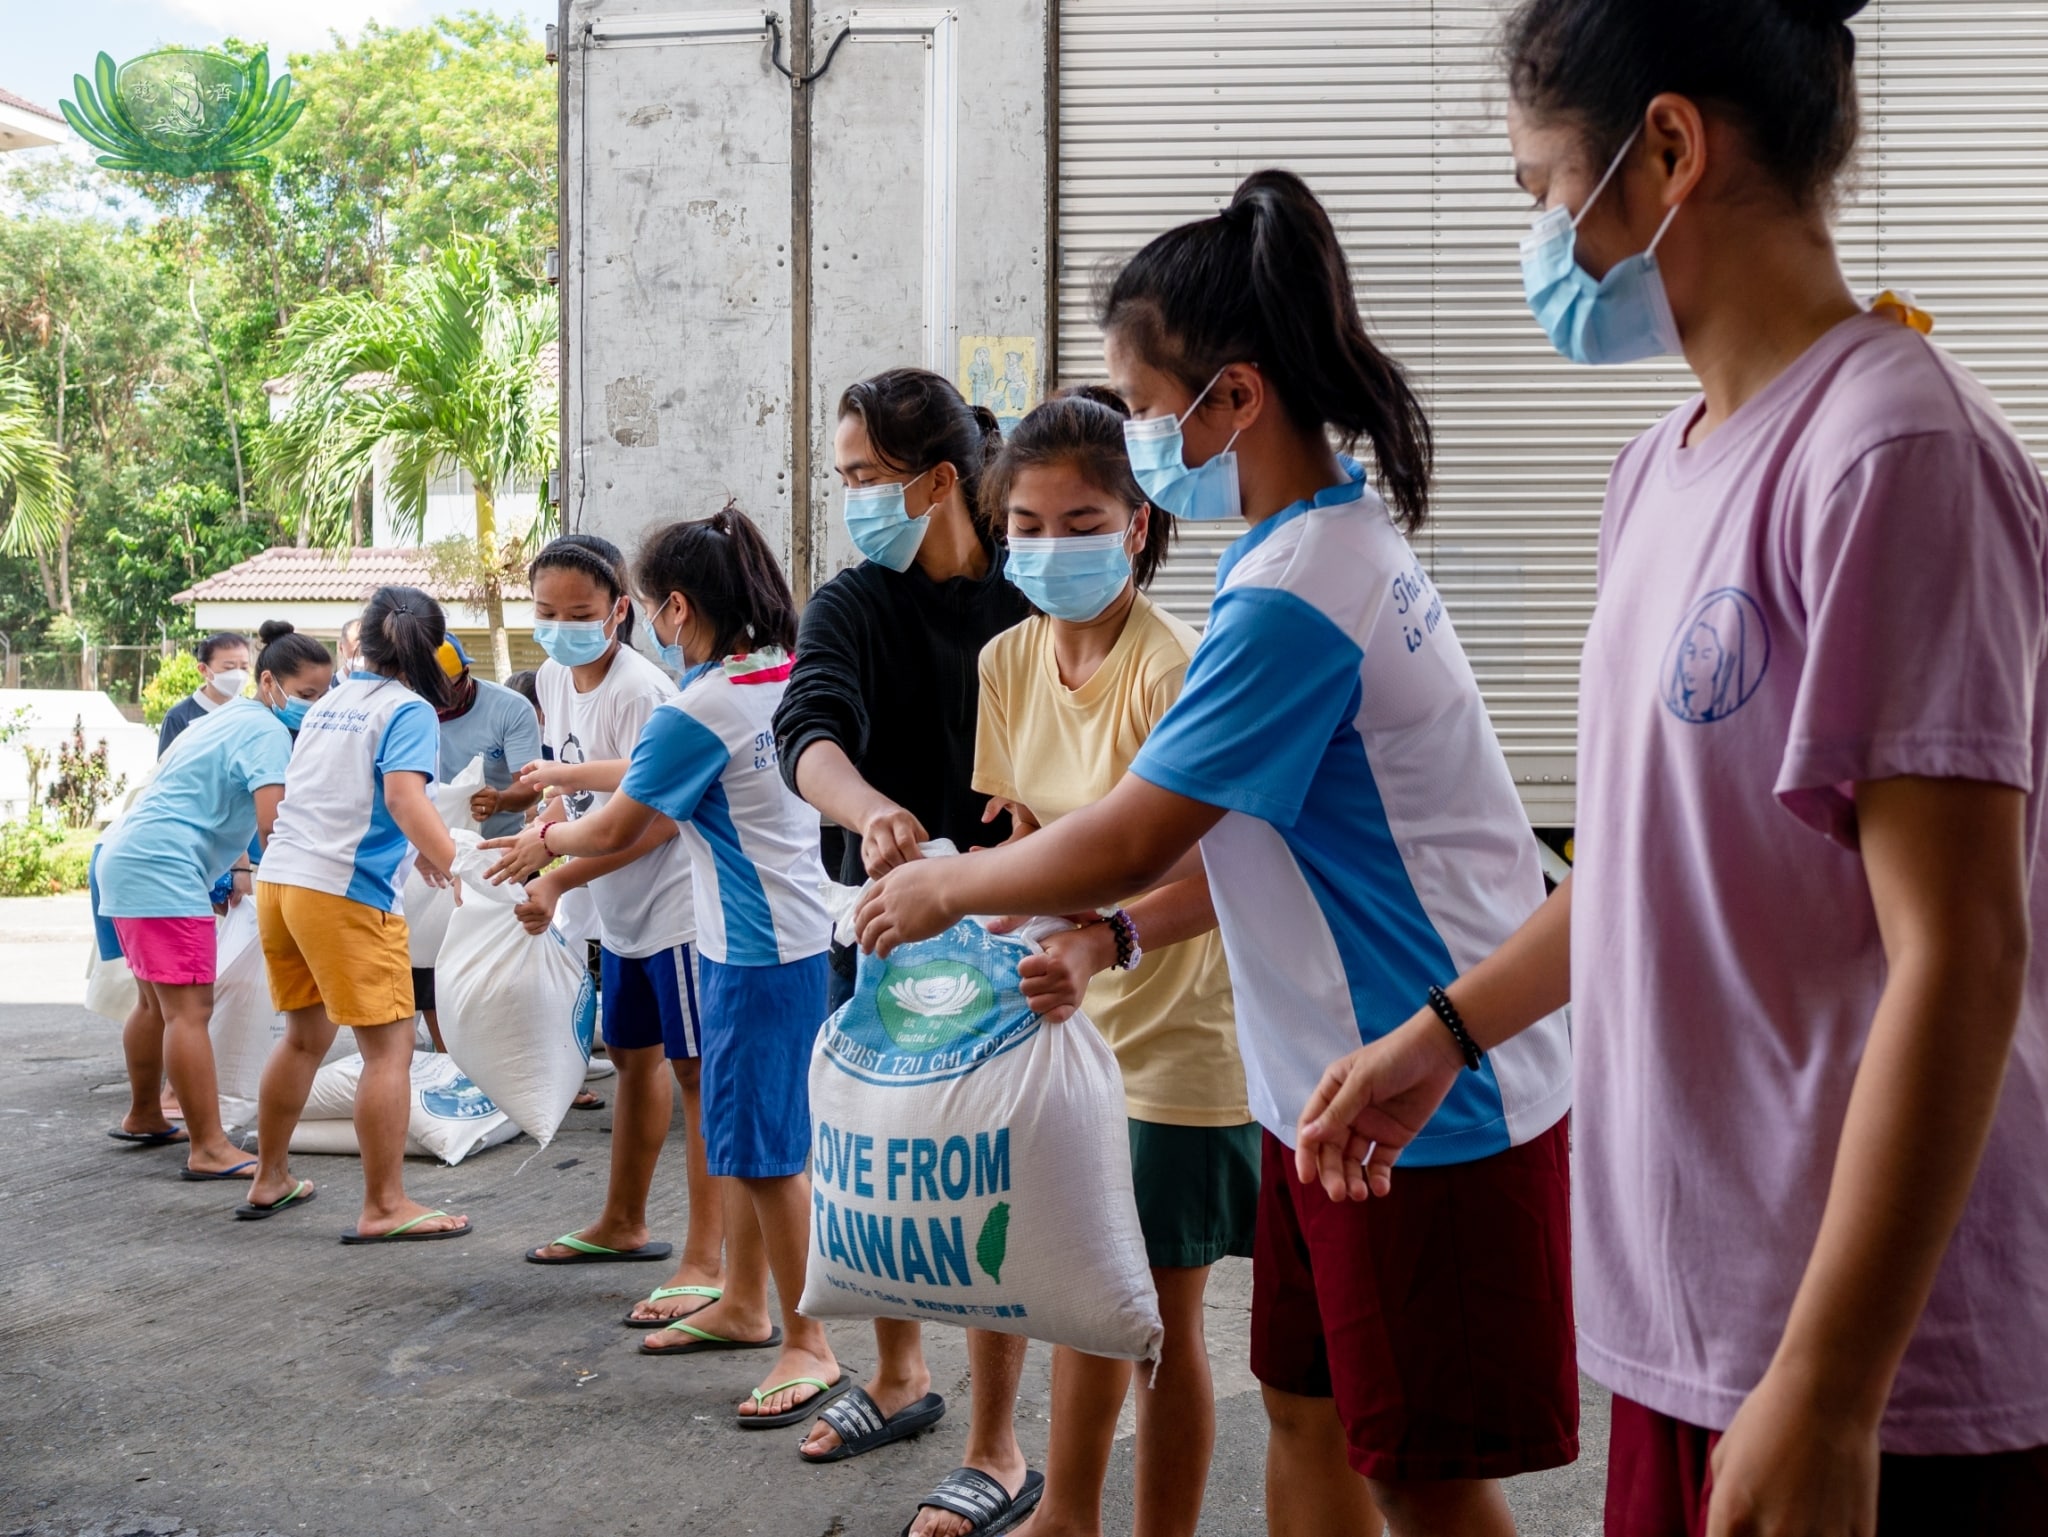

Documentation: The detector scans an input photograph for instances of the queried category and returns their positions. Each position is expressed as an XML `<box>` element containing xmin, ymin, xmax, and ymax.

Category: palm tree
<box><xmin>0</xmin><ymin>356</ymin><xmax>71</xmax><ymax>558</ymax></box>
<box><xmin>259</xmin><ymin>238</ymin><xmax>557</xmax><ymax>678</ymax></box>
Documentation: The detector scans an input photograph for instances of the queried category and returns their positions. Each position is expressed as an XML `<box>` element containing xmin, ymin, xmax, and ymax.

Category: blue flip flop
<box><xmin>180</xmin><ymin>1159</ymin><xmax>258</xmax><ymax>1182</ymax></box>
<box><xmin>108</xmin><ymin>1126</ymin><xmax>186</xmax><ymax>1146</ymax></box>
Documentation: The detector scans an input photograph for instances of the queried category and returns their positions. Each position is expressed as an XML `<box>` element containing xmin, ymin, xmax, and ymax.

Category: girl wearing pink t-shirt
<box><xmin>1298</xmin><ymin>2</ymin><xmax>2048</xmax><ymax>1534</ymax></box>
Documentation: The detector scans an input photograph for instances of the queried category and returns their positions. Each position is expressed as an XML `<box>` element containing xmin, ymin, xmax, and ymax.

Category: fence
<box><xmin>3</xmin><ymin>646</ymin><xmax>177</xmax><ymax>705</ymax></box>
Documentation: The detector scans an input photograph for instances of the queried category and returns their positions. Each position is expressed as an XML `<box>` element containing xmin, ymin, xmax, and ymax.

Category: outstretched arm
<box><xmin>853</xmin><ymin>773</ymin><xmax>1222</xmax><ymax>955</ymax></box>
<box><xmin>481</xmin><ymin>789</ymin><xmax>659</xmax><ymax>884</ymax></box>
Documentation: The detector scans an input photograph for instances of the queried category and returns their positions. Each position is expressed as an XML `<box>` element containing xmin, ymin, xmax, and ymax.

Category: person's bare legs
<box><xmin>628</xmin><ymin>1056</ymin><xmax>727</xmax><ymax>1320</ymax></box>
<box><xmin>1017</xmin><ymin>1264</ymin><xmax>1218</xmax><ymax>1537</ymax></box>
<box><xmin>908</xmin><ymin>1330</ymin><xmax>1032</xmax><ymax>1537</ymax></box>
<box><xmin>154</xmin><ymin>981</ymin><xmax>247</xmax><ymax>1174</ymax></box>
<box><xmin>1263</xmin><ymin>1386</ymin><xmax>1384</xmax><ymax>1537</ymax></box>
<box><xmin>420</xmin><ymin>1007</ymin><xmax>445</xmax><ymax>1054</ymax></box>
<box><xmin>799</xmin><ymin>1318</ymin><xmax>934</xmax><ymax>1457</ymax></box>
<box><xmin>350</xmin><ymin>1016</ymin><xmax>464</xmax><ymax>1238</ymax></box>
<box><xmin>729</xmin><ymin>1170</ymin><xmax>841</xmax><ymax>1419</ymax></box>
<box><xmin>1015</xmin><ymin>1347</ymin><xmax>1129</xmax><ymax>1537</ymax></box>
<box><xmin>248</xmin><ymin>1002</ymin><xmax>337</xmax><ymax>1208</ymax></box>
<box><xmin>118</xmin><ymin>983</ymin><xmax>179</xmax><ymax>1139</ymax></box>
<box><xmin>532</xmin><ymin>1043</ymin><xmax>674</xmax><ymax>1263</ymax></box>
<box><xmin>1365</xmin><ymin>1478</ymin><xmax>1514</xmax><ymax>1537</ymax></box>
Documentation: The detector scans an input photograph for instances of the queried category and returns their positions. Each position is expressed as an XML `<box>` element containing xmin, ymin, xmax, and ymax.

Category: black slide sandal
<box><xmin>800</xmin><ymin>1387</ymin><xmax>947</xmax><ymax>1463</ymax></box>
<box><xmin>901</xmin><ymin>1467</ymin><xmax>1044</xmax><ymax>1537</ymax></box>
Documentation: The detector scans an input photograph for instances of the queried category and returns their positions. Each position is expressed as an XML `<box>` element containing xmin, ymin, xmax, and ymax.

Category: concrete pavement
<box><xmin>0</xmin><ymin>894</ymin><xmax>1607</xmax><ymax>1536</ymax></box>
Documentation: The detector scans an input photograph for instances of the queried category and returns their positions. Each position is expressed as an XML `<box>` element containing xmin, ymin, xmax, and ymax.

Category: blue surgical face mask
<box><xmin>1005</xmin><ymin>529</ymin><xmax>1134</xmax><ymax>622</ymax></box>
<box><xmin>641</xmin><ymin>597</ymin><xmax>688</xmax><ymax>675</ymax></box>
<box><xmin>1121</xmin><ymin>370</ymin><xmax>1245</xmax><ymax>522</ymax></box>
<box><xmin>533</xmin><ymin>611</ymin><xmax>618</xmax><ymax>668</ymax></box>
<box><xmin>271</xmin><ymin>694</ymin><xmax>311</xmax><ymax>732</ymax></box>
<box><xmin>843</xmin><ymin>469</ymin><xmax>934</xmax><ymax>572</ymax></box>
<box><xmin>1521</xmin><ymin>127</ymin><xmax>1684</xmax><ymax>366</ymax></box>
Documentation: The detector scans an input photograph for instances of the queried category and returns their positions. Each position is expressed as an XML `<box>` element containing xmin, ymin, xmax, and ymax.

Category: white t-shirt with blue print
<box><xmin>1131</xmin><ymin>461</ymin><xmax>1572</xmax><ymax>1165</ymax></box>
<box><xmin>260</xmin><ymin>672</ymin><xmax>441</xmax><ymax>914</ymax></box>
<box><xmin>619</xmin><ymin>652</ymin><xmax>829</xmax><ymax>968</ymax></box>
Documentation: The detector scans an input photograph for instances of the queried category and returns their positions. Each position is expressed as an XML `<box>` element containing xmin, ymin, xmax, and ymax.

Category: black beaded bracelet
<box><xmin>1103</xmin><ymin>908</ymin><xmax>1142</xmax><ymax>972</ymax></box>
<box><xmin>1426</xmin><ymin>985</ymin><xmax>1484</xmax><ymax>1072</ymax></box>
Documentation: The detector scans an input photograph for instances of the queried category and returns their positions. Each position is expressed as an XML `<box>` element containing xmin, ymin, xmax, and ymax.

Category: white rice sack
<box><xmin>436</xmin><ymin>836</ymin><xmax>596</xmax><ymax>1148</ymax></box>
<box><xmin>212</xmin><ymin>901</ymin><xmax>287</xmax><ymax>1130</ymax></box>
<box><xmin>286</xmin><ymin>1051</ymin><xmax>519</xmax><ymax>1164</ymax></box>
<box><xmin>402</xmin><ymin>755</ymin><xmax>485</xmax><ymax>966</ymax></box>
<box><xmin>84</xmin><ymin>942</ymin><xmax>138</xmax><ymax>1023</ymax></box>
<box><xmin>799</xmin><ymin>912</ymin><xmax>1162</xmax><ymax>1363</ymax></box>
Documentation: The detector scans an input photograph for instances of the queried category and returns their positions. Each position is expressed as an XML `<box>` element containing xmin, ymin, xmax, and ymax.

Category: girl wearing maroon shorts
<box><xmin>853</xmin><ymin>172</ymin><xmax>1578</xmax><ymax>1536</ymax></box>
<box><xmin>1300</xmin><ymin>3</ymin><xmax>2048</xmax><ymax>1534</ymax></box>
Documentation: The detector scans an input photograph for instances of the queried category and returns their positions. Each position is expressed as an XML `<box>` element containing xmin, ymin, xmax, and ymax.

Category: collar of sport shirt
<box><xmin>720</xmin><ymin>647</ymin><xmax>795</xmax><ymax>685</ymax></box>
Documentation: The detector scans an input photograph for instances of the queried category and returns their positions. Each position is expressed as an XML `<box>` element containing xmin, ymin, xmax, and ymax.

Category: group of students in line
<box><xmin>88</xmin><ymin>1</ymin><xmax>2048</xmax><ymax>1533</ymax></box>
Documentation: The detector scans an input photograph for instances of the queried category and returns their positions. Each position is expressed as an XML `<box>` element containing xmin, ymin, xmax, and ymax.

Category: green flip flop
<box><xmin>340</xmin><ymin>1209</ymin><xmax>472</xmax><ymax>1245</ymax></box>
<box><xmin>623</xmin><ymin>1284</ymin><xmax>724</xmax><ymax>1328</ymax></box>
<box><xmin>525</xmin><ymin>1232</ymin><xmax>674</xmax><ymax>1266</ymax></box>
<box><xmin>737</xmin><ymin>1373</ymin><xmax>853</xmax><ymax>1430</ymax></box>
<box><xmin>639</xmin><ymin>1322</ymin><xmax>782</xmax><ymax>1358</ymax></box>
<box><xmin>234</xmin><ymin>1180</ymin><xmax>315</xmax><ymax>1221</ymax></box>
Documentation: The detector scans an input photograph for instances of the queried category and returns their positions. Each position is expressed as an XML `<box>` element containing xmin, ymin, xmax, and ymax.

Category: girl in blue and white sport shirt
<box><xmin>483</xmin><ymin>502</ymin><xmax>839</xmax><ymax>1433</ymax></box>
<box><xmin>853</xmin><ymin>171</ymin><xmax>1576</xmax><ymax>1533</ymax></box>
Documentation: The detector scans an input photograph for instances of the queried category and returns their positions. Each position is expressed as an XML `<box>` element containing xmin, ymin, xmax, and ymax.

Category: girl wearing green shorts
<box><xmin>970</xmin><ymin>388</ymin><xmax>1257</xmax><ymax>1537</ymax></box>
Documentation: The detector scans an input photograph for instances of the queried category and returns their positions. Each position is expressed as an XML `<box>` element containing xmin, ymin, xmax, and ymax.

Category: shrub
<box><xmin>143</xmin><ymin>652</ymin><xmax>205</xmax><ymax>727</ymax></box>
<box><xmin>0</xmin><ymin>820</ymin><xmax>78</xmax><ymax>896</ymax></box>
<box><xmin>46</xmin><ymin>717</ymin><xmax>128</xmax><ymax>830</ymax></box>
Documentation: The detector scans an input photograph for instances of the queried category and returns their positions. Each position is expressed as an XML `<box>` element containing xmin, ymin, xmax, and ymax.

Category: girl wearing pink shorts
<box><xmin>97</xmin><ymin>621</ymin><xmax>333</xmax><ymax>1179</ymax></box>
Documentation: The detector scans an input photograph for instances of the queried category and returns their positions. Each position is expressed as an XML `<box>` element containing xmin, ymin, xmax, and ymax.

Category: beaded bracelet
<box><xmin>1103</xmin><ymin>907</ymin><xmax>1142</xmax><ymax>972</ymax></box>
<box><xmin>1426</xmin><ymin>984</ymin><xmax>1484</xmax><ymax>1072</ymax></box>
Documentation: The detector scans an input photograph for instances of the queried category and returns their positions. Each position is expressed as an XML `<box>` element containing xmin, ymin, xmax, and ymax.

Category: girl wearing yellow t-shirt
<box><xmin>973</xmin><ymin>388</ymin><xmax>1256</xmax><ymax>1537</ymax></box>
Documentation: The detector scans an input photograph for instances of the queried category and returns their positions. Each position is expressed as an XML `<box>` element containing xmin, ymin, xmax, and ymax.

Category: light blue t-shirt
<box><xmin>437</xmin><ymin>678</ymin><xmax>542</xmax><ymax>837</ymax></box>
<box><xmin>97</xmin><ymin>698</ymin><xmax>293</xmax><ymax>919</ymax></box>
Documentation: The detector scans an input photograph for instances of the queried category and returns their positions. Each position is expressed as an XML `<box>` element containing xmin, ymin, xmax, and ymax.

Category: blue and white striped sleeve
<box><xmin>620</xmin><ymin>706</ymin><xmax>728</xmax><ymax>824</ymax></box>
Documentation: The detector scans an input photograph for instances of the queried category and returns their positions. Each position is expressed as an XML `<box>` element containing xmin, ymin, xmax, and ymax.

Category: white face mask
<box><xmin>209</xmin><ymin>668</ymin><xmax>250</xmax><ymax>698</ymax></box>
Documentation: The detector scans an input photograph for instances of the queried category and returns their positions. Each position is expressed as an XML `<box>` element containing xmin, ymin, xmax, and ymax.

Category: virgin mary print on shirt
<box><xmin>1663</xmin><ymin>588</ymin><xmax>1771</xmax><ymax>724</ymax></box>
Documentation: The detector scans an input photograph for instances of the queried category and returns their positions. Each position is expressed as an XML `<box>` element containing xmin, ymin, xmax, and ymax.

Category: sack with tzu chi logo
<box><xmin>800</xmin><ymin>864</ymin><xmax>1161</xmax><ymax>1362</ymax></box>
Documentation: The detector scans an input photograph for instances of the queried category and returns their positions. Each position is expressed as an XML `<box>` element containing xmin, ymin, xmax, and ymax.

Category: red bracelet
<box><xmin>538</xmin><ymin>821</ymin><xmax>556</xmax><ymax>858</ymax></box>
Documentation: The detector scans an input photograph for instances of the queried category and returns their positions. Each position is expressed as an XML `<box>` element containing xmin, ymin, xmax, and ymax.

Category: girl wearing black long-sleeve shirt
<box><xmin>770</xmin><ymin>369</ymin><xmax>1039</xmax><ymax>1537</ymax></box>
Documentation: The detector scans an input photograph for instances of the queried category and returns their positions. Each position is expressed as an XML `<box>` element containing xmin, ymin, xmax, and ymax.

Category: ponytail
<box><xmin>530</xmin><ymin>532</ymin><xmax>637</xmax><ymax>648</ymax></box>
<box><xmin>1101</xmin><ymin>169</ymin><xmax>1433</xmax><ymax>531</ymax></box>
<box><xmin>633</xmin><ymin>500</ymin><xmax>799</xmax><ymax>660</ymax></box>
<box><xmin>357</xmin><ymin>585</ymin><xmax>452</xmax><ymax>709</ymax></box>
<box><xmin>838</xmin><ymin>368</ymin><xmax>1005</xmax><ymax>540</ymax></box>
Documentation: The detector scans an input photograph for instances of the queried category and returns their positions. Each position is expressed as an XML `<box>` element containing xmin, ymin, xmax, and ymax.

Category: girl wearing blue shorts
<box><xmin>485</xmin><ymin>502</ymin><xmax>840</xmax><ymax>1432</ymax></box>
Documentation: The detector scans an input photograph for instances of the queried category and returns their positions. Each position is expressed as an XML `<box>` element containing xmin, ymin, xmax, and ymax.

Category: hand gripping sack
<box><xmin>402</xmin><ymin>755</ymin><xmax>485</xmax><ymax>966</ymax></box>
<box><xmin>436</xmin><ymin>834</ymin><xmax>596</xmax><ymax>1148</ymax></box>
<box><xmin>799</xmin><ymin>913</ymin><xmax>1163</xmax><ymax>1362</ymax></box>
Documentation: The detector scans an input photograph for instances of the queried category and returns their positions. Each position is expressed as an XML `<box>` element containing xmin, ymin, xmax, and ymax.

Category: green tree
<box><xmin>260</xmin><ymin>237</ymin><xmax>557</xmax><ymax>678</ymax></box>
<box><xmin>0</xmin><ymin>357</ymin><xmax>70</xmax><ymax>556</ymax></box>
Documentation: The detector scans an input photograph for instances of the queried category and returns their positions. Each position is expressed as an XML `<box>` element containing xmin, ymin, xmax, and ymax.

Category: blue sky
<box><xmin>9</xmin><ymin>2</ymin><xmax>551</xmax><ymax>120</ymax></box>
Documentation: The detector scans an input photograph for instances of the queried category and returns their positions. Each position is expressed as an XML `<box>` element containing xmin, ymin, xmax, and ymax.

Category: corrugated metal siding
<box><xmin>1056</xmin><ymin>0</ymin><xmax>2048</xmax><ymax>825</ymax></box>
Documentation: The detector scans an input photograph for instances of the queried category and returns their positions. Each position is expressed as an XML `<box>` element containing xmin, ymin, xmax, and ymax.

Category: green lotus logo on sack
<box><xmin>801</xmin><ymin>914</ymin><xmax>1164</xmax><ymax>1362</ymax></box>
<box><xmin>62</xmin><ymin>50</ymin><xmax>305</xmax><ymax>175</ymax></box>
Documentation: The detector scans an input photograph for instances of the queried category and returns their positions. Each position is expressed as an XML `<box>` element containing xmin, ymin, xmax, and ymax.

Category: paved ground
<box><xmin>1</xmin><ymin>894</ymin><xmax>1607</xmax><ymax>1536</ymax></box>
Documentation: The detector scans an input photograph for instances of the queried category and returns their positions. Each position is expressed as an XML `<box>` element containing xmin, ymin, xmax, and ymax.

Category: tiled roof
<box><xmin>173</xmin><ymin>546</ymin><xmax>531</xmax><ymax>605</ymax></box>
<box><xmin>0</xmin><ymin>87</ymin><xmax>64</xmax><ymax>124</ymax></box>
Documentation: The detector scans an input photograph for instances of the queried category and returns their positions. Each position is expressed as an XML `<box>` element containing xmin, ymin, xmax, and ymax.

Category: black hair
<box><xmin>504</xmin><ymin>669</ymin><xmax>540</xmax><ymax>709</ymax></box>
<box><xmin>1502</xmin><ymin>0</ymin><xmax>1868</xmax><ymax>211</ymax></box>
<box><xmin>529</xmin><ymin>532</ymin><xmax>636</xmax><ymax>647</ymax></box>
<box><xmin>838</xmin><ymin>367</ymin><xmax>1005</xmax><ymax>540</ymax></box>
<box><xmin>980</xmin><ymin>386</ymin><xmax>1177</xmax><ymax>591</ymax></box>
<box><xmin>633</xmin><ymin>500</ymin><xmax>798</xmax><ymax>660</ymax></box>
<box><xmin>255</xmin><ymin>620</ymin><xmax>332</xmax><ymax>683</ymax></box>
<box><xmin>1101</xmin><ymin>169</ymin><xmax>1433</xmax><ymax>532</ymax></box>
<box><xmin>196</xmin><ymin>631</ymin><xmax>249</xmax><ymax>665</ymax></box>
<box><xmin>357</xmin><ymin>585</ymin><xmax>452</xmax><ymax>709</ymax></box>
